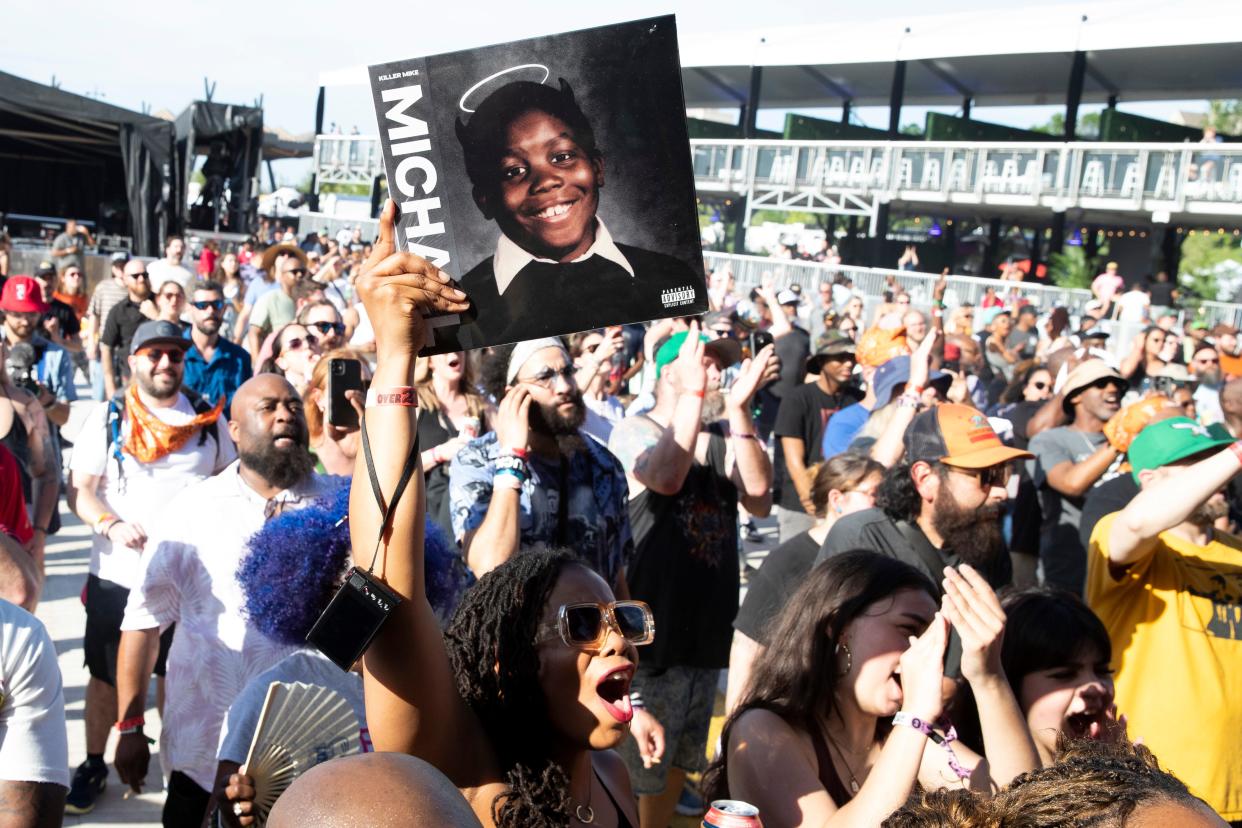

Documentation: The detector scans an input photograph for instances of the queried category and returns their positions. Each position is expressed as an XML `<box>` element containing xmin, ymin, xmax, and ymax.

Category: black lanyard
<box><xmin>358</xmin><ymin>410</ymin><xmax>421</xmax><ymax>573</ymax></box>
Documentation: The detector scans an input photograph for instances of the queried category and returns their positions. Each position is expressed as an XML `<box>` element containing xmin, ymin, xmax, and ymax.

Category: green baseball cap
<box><xmin>1128</xmin><ymin>417</ymin><xmax>1234</xmax><ymax>482</ymax></box>
<box><xmin>655</xmin><ymin>331</ymin><xmax>742</xmax><ymax>377</ymax></box>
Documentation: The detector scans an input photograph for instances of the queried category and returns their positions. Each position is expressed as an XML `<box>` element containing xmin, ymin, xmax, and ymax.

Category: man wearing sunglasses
<box><xmin>247</xmin><ymin>244</ymin><xmax>309</xmax><ymax>361</ymax></box>
<box><xmin>449</xmin><ymin>337</ymin><xmax>634</xmax><ymax>597</ymax></box>
<box><xmin>66</xmin><ymin>320</ymin><xmax>236</xmax><ymax>815</ymax></box>
<box><xmin>1029</xmin><ymin>360</ymin><xmax>1127</xmax><ymax>593</ymax></box>
<box><xmin>100</xmin><ymin>259</ymin><xmax>155</xmax><ymax>400</ymax></box>
<box><xmin>183</xmin><ymin>281</ymin><xmax>253</xmax><ymax>411</ymax></box>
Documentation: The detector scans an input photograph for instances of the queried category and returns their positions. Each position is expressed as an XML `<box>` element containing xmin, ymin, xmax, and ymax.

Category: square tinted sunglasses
<box><xmin>534</xmin><ymin>600</ymin><xmax>655</xmax><ymax>650</ymax></box>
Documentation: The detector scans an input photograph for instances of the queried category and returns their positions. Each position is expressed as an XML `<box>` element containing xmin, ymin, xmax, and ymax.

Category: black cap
<box><xmin>129</xmin><ymin>320</ymin><xmax>189</xmax><ymax>355</ymax></box>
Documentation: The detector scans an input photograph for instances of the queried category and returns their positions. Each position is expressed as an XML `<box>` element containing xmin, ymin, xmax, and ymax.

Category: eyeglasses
<box><xmin>307</xmin><ymin>321</ymin><xmax>345</xmax><ymax>336</ymax></box>
<box><xmin>534</xmin><ymin>601</ymin><xmax>655</xmax><ymax>650</ymax></box>
<box><xmin>283</xmin><ymin>334</ymin><xmax>320</xmax><ymax>352</ymax></box>
<box><xmin>139</xmin><ymin>348</ymin><xmax>184</xmax><ymax>364</ymax></box>
<box><xmin>128</xmin><ymin>271</ymin><xmax>150</xmax><ymax>280</ymax></box>
<box><xmin>191</xmin><ymin>299</ymin><xmax>224</xmax><ymax>311</ymax></box>
<box><xmin>953</xmin><ymin>463</ymin><xmax>1011</xmax><ymax>490</ymax></box>
<box><xmin>285</xmin><ymin>267</ymin><xmax>308</xmax><ymax>278</ymax></box>
<box><xmin>517</xmin><ymin>364</ymin><xmax>577</xmax><ymax>389</ymax></box>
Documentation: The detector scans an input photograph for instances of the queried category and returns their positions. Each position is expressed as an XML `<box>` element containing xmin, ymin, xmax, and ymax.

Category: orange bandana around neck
<box><xmin>123</xmin><ymin>384</ymin><xmax>223</xmax><ymax>463</ymax></box>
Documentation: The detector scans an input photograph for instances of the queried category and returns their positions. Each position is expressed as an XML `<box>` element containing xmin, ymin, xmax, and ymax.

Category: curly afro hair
<box><xmin>444</xmin><ymin>547</ymin><xmax>587</xmax><ymax>828</ymax></box>
<box><xmin>238</xmin><ymin>480</ymin><xmax>467</xmax><ymax>645</ymax></box>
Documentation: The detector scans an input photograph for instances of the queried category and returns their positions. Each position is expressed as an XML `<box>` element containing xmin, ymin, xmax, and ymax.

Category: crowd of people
<box><xmin>0</xmin><ymin>201</ymin><xmax>1239</xmax><ymax>828</ymax></box>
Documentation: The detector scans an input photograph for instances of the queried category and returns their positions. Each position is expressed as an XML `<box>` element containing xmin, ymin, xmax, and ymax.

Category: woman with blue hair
<box><xmin>205</xmin><ymin>480</ymin><xmax>468</xmax><ymax>827</ymax></box>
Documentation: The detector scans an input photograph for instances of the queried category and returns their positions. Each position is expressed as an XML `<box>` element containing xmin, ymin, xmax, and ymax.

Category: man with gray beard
<box><xmin>448</xmin><ymin>337</ymin><xmax>634</xmax><ymax>593</ymax></box>
<box><xmin>112</xmin><ymin>374</ymin><xmax>333</xmax><ymax>827</ymax></box>
<box><xmin>66</xmin><ymin>320</ymin><xmax>235</xmax><ymax>815</ymax></box>
<box><xmin>608</xmin><ymin>323</ymin><xmax>777</xmax><ymax>828</ymax></box>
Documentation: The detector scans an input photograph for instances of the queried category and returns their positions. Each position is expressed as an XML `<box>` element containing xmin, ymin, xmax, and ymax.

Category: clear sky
<box><xmin>3</xmin><ymin>0</ymin><xmax>1207</xmax><ymax>185</ymax></box>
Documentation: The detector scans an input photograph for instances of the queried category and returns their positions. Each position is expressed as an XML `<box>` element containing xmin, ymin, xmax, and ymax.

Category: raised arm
<box><xmin>349</xmin><ymin>200</ymin><xmax>486</xmax><ymax>780</ymax></box>
<box><xmin>727</xmin><ymin>344</ymin><xmax>778</xmax><ymax>514</ymax></box>
<box><xmin>626</xmin><ymin>324</ymin><xmax>707</xmax><ymax>496</ymax></box>
<box><xmin>934</xmin><ymin>565</ymin><xmax>1038</xmax><ymax>790</ymax></box>
<box><xmin>1107</xmin><ymin>442</ymin><xmax>1241</xmax><ymax>568</ymax></box>
<box><xmin>872</xmin><ymin>331</ymin><xmax>938</xmax><ymax>468</ymax></box>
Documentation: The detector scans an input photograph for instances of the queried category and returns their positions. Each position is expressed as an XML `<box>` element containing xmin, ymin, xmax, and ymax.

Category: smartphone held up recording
<box><xmin>327</xmin><ymin>358</ymin><xmax>365</xmax><ymax>429</ymax></box>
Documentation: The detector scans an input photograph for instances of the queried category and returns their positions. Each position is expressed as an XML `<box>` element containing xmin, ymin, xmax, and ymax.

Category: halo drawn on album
<box><xmin>368</xmin><ymin>15</ymin><xmax>708</xmax><ymax>354</ymax></box>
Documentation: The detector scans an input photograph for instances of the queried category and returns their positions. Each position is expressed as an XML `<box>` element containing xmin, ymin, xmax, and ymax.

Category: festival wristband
<box><xmin>493</xmin><ymin>470</ymin><xmax>525</xmax><ymax>490</ymax></box>
<box><xmin>893</xmin><ymin>713</ymin><xmax>972</xmax><ymax>780</ymax></box>
<box><xmin>504</xmin><ymin>447</ymin><xmax>529</xmax><ymax>460</ymax></box>
<box><xmin>1230</xmin><ymin>441</ymin><xmax>1242</xmax><ymax>466</ymax></box>
<box><xmin>732</xmin><ymin>432</ymin><xmax>760</xmax><ymax>441</ymax></box>
<box><xmin>116</xmin><ymin>715</ymin><xmax>145</xmax><ymax>732</ymax></box>
<box><xmin>494</xmin><ymin>454</ymin><xmax>528</xmax><ymax>477</ymax></box>
<box><xmin>365</xmin><ymin>386</ymin><xmax>418</xmax><ymax>407</ymax></box>
<box><xmin>687</xmin><ymin>389</ymin><xmax>706</xmax><ymax>399</ymax></box>
<box><xmin>629</xmin><ymin>690</ymin><xmax>645</xmax><ymax>710</ymax></box>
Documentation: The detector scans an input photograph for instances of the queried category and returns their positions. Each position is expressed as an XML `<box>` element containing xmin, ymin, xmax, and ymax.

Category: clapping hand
<box><xmin>898</xmin><ymin>611</ymin><xmax>950</xmax><ymax>722</ymax></box>
<box><xmin>941</xmin><ymin>565</ymin><xmax>1006</xmax><ymax>686</ymax></box>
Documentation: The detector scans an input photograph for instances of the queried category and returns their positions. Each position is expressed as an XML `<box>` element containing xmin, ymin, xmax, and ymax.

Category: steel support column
<box><xmin>982</xmin><ymin>218</ymin><xmax>1002</xmax><ymax>278</ymax></box>
<box><xmin>871</xmin><ymin>204</ymin><xmax>891</xmax><ymax>266</ymax></box>
<box><xmin>841</xmin><ymin>100</ymin><xmax>851</xmax><ymax>124</ymax></box>
<box><xmin>1064</xmin><ymin>50</ymin><xmax>1087</xmax><ymax>141</ymax></box>
<box><xmin>1049</xmin><ymin>213</ymin><xmax>1066</xmax><ymax>258</ymax></box>
<box><xmin>888</xmin><ymin>61</ymin><xmax>907</xmax><ymax>138</ymax></box>
<box><xmin>1030</xmin><ymin>225</ymin><xmax>1043</xmax><ymax>280</ymax></box>
<box><xmin>962</xmin><ymin>97</ymin><xmax>972</xmax><ymax>119</ymax></box>
<box><xmin>310</xmin><ymin>86</ymin><xmax>325</xmax><ymax>211</ymax></box>
<box><xmin>732</xmin><ymin>66</ymin><xmax>763</xmax><ymax>254</ymax></box>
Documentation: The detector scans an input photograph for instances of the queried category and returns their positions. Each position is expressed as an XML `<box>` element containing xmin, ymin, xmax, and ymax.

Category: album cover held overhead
<box><xmin>368</xmin><ymin>15</ymin><xmax>708</xmax><ymax>354</ymax></box>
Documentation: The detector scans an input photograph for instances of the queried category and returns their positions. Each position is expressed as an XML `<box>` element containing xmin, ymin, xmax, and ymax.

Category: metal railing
<box><xmin>692</xmin><ymin>139</ymin><xmax>1242</xmax><ymax>217</ymax></box>
<box><xmin>314</xmin><ymin>134</ymin><xmax>384</xmax><ymax>187</ymax></box>
<box><xmin>703</xmin><ymin>251</ymin><xmax>1092</xmax><ymax>313</ymax></box>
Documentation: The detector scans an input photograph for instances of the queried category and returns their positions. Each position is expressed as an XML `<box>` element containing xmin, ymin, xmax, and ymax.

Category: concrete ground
<box><xmin>36</xmin><ymin>398</ymin><xmax>779</xmax><ymax>826</ymax></box>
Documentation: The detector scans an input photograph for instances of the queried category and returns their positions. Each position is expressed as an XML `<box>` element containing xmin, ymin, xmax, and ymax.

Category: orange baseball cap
<box><xmin>904</xmin><ymin>403</ymin><xmax>1034</xmax><ymax>469</ymax></box>
<box><xmin>856</xmin><ymin>325</ymin><xmax>909</xmax><ymax>368</ymax></box>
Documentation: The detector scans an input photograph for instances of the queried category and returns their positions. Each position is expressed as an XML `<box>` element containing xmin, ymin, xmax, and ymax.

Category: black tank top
<box><xmin>809</xmin><ymin>725</ymin><xmax>857</xmax><ymax>808</ymax></box>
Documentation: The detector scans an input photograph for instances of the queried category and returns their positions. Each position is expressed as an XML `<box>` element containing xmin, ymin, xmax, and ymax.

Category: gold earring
<box><xmin>835</xmin><ymin>641</ymin><xmax>852</xmax><ymax>676</ymax></box>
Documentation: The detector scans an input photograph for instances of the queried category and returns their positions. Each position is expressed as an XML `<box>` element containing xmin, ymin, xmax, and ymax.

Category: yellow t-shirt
<box><xmin>1087</xmin><ymin>512</ymin><xmax>1242</xmax><ymax>819</ymax></box>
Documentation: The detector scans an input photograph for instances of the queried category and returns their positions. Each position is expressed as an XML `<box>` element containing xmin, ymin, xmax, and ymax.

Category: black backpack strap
<box><xmin>893</xmin><ymin>519</ymin><xmax>949</xmax><ymax>589</ymax></box>
<box><xmin>189</xmin><ymin>395</ymin><xmax>221</xmax><ymax>448</ymax></box>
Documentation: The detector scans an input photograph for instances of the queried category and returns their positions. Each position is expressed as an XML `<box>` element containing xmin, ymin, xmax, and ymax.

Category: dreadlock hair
<box><xmin>703</xmin><ymin>550</ymin><xmax>937</xmax><ymax>803</ymax></box>
<box><xmin>442</xmin><ymin>548</ymin><xmax>586</xmax><ymax>828</ymax></box>
<box><xmin>882</xmin><ymin>788</ymin><xmax>998</xmax><ymax>828</ymax></box>
<box><xmin>993</xmin><ymin>738</ymin><xmax>1206</xmax><ymax>827</ymax></box>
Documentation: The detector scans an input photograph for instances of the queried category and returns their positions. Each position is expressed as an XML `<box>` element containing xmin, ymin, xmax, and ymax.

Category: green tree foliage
<box><xmin>1047</xmin><ymin>246</ymin><xmax>1094</xmax><ymax>289</ymax></box>
<box><xmin>1029</xmin><ymin>111</ymin><xmax>1100</xmax><ymax>138</ymax></box>
<box><xmin>1179</xmin><ymin>231</ymin><xmax>1242</xmax><ymax>300</ymax></box>
<box><xmin>1205</xmin><ymin>100</ymin><xmax>1242</xmax><ymax>135</ymax></box>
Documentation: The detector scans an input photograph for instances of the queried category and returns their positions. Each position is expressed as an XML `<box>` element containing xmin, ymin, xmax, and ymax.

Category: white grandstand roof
<box><xmin>680</xmin><ymin>0</ymin><xmax>1242</xmax><ymax>108</ymax></box>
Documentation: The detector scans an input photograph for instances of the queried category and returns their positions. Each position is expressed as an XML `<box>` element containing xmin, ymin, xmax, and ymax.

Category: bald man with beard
<box><xmin>113</xmin><ymin>375</ymin><xmax>337</xmax><ymax>827</ymax></box>
<box><xmin>267</xmin><ymin>754</ymin><xmax>482</xmax><ymax>828</ymax></box>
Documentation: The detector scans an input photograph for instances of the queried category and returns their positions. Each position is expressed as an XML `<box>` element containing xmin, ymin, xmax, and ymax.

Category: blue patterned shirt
<box><xmin>448</xmin><ymin>431</ymin><xmax>633</xmax><ymax>587</ymax></box>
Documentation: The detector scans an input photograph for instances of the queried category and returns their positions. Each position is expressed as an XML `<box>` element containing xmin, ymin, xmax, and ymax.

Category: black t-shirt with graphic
<box><xmin>773</xmin><ymin>383</ymin><xmax>862</xmax><ymax>512</ymax></box>
<box><xmin>625</xmin><ymin>425</ymin><xmax>738</xmax><ymax>671</ymax></box>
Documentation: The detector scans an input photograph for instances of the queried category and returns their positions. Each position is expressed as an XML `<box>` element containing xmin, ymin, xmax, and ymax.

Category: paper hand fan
<box><xmin>241</xmin><ymin>681</ymin><xmax>361</xmax><ymax>825</ymax></box>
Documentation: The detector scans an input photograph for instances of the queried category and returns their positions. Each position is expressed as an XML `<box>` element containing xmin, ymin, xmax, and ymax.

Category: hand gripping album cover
<box><xmin>368</xmin><ymin>15</ymin><xmax>708</xmax><ymax>354</ymax></box>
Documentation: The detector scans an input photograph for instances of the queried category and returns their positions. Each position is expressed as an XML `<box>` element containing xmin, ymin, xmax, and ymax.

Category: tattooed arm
<box><xmin>0</xmin><ymin>781</ymin><xmax>65</xmax><ymax>828</ymax></box>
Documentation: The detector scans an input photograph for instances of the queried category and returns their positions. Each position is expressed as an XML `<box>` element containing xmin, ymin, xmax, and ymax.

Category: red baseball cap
<box><xmin>0</xmin><ymin>276</ymin><xmax>50</xmax><ymax>314</ymax></box>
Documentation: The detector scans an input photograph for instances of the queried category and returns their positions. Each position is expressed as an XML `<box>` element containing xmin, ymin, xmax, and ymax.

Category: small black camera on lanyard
<box><xmin>305</xmin><ymin>417</ymin><xmax>416</xmax><ymax>671</ymax></box>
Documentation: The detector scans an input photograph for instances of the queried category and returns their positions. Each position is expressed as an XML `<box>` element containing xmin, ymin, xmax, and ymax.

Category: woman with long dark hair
<box><xmin>704</xmin><ymin>550</ymin><xmax>1038</xmax><ymax>826</ymax></box>
<box><xmin>350</xmin><ymin>200</ymin><xmax>643</xmax><ymax>827</ymax></box>
<box><xmin>1119</xmin><ymin>325</ymin><xmax>1168</xmax><ymax>388</ymax></box>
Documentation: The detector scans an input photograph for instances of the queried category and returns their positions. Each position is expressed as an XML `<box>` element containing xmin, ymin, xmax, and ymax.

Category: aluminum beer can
<box><xmin>702</xmin><ymin>799</ymin><xmax>763</xmax><ymax>828</ymax></box>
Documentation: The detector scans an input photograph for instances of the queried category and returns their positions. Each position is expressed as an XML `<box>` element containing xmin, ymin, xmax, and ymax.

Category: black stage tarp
<box><xmin>0</xmin><ymin>70</ymin><xmax>176</xmax><ymax>255</ymax></box>
<box><xmin>175</xmin><ymin>101</ymin><xmax>263</xmax><ymax>233</ymax></box>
